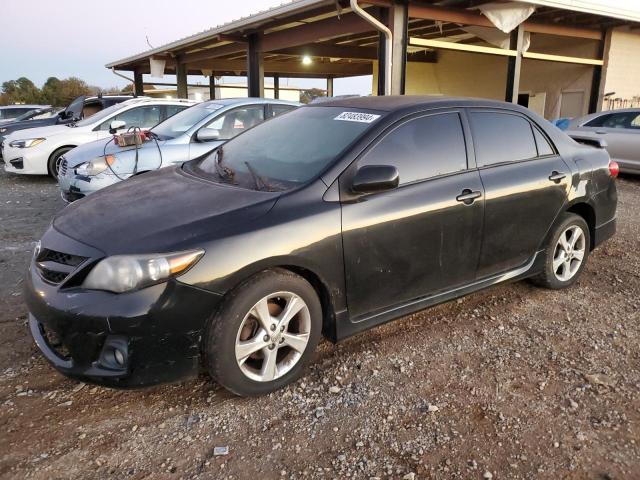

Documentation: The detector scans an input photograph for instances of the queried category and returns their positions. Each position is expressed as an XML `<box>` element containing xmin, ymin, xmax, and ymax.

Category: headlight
<box><xmin>82</xmin><ymin>250</ymin><xmax>204</xmax><ymax>293</ymax></box>
<box><xmin>75</xmin><ymin>155</ymin><xmax>116</xmax><ymax>176</ymax></box>
<box><xmin>9</xmin><ymin>138</ymin><xmax>45</xmax><ymax>148</ymax></box>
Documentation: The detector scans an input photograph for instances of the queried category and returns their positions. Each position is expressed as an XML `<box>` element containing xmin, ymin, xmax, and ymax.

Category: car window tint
<box><xmin>98</xmin><ymin>105</ymin><xmax>162</xmax><ymax>130</ymax></box>
<box><xmin>270</xmin><ymin>105</ymin><xmax>295</xmax><ymax>117</ymax></box>
<box><xmin>469</xmin><ymin>112</ymin><xmax>537</xmax><ymax>167</ymax></box>
<box><xmin>533</xmin><ymin>127</ymin><xmax>555</xmax><ymax>156</ymax></box>
<box><xmin>359</xmin><ymin>113</ymin><xmax>467</xmax><ymax>185</ymax></box>
<box><xmin>204</xmin><ymin>106</ymin><xmax>265</xmax><ymax>140</ymax></box>
<box><xmin>585</xmin><ymin>112</ymin><xmax>640</xmax><ymax>129</ymax></box>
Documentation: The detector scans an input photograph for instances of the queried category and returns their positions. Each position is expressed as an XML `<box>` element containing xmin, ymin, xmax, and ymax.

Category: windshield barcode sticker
<box><xmin>334</xmin><ymin>112</ymin><xmax>381</xmax><ymax>123</ymax></box>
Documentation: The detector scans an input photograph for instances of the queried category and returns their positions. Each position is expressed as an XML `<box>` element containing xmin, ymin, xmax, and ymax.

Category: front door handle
<box><xmin>456</xmin><ymin>189</ymin><xmax>482</xmax><ymax>205</ymax></box>
<box><xmin>548</xmin><ymin>171</ymin><xmax>567</xmax><ymax>183</ymax></box>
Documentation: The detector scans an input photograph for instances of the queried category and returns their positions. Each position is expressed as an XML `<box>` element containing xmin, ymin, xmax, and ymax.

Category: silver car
<box><xmin>565</xmin><ymin>108</ymin><xmax>640</xmax><ymax>174</ymax></box>
<box><xmin>59</xmin><ymin>98</ymin><xmax>299</xmax><ymax>201</ymax></box>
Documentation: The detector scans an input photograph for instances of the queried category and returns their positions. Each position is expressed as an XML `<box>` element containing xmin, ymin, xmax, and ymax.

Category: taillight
<box><xmin>609</xmin><ymin>161</ymin><xmax>619</xmax><ymax>178</ymax></box>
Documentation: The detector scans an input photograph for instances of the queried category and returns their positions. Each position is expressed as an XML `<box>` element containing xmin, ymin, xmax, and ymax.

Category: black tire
<box><xmin>48</xmin><ymin>147</ymin><xmax>73</xmax><ymax>179</ymax></box>
<box><xmin>531</xmin><ymin>212</ymin><xmax>590</xmax><ymax>290</ymax></box>
<box><xmin>205</xmin><ymin>269</ymin><xmax>322</xmax><ymax>396</ymax></box>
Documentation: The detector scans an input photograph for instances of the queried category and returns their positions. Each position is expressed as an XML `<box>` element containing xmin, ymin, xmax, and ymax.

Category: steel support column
<box><xmin>589</xmin><ymin>28</ymin><xmax>610</xmax><ymax>113</ymax></box>
<box><xmin>176</xmin><ymin>60</ymin><xmax>188</xmax><ymax>99</ymax></box>
<box><xmin>209</xmin><ymin>76</ymin><xmax>216</xmax><ymax>100</ymax></box>
<box><xmin>247</xmin><ymin>33</ymin><xmax>265</xmax><ymax>97</ymax></box>
<box><xmin>391</xmin><ymin>1</ymin><xmax>408</xmax><ymax>95</ymax></box>
<box><xmin>505</xmin><ymin>25</ymin><xmax>524</xmax><ymax>103</ymax></box>
<box><xmin>327</xmin><ymin>76</ymin><xmax>334</xmax><ymax>97</ymax></box>
<box><xmin>274</xmin><ymin>74</ymin><xmax>280</xmax><ymax>99</ymax></box>
<box><xmin>134</xmin><ymin>68</ymin><xmax>144</xmax><ymax>97</ymax></box>
<box><xmin>377</xmin><ymin>7</ymin><xmax>388</xmax><ymax>96</ymax></box>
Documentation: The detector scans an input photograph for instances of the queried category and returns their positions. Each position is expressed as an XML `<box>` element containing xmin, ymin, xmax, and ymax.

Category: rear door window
<box><xmin>97</xmin><ymin>105</ymin><xmax>162</xmax><ymax>130</ymax></box>
<box><xmin>270</xmin><ymin>104</ymin><xmax>296</xmax><ymax>118</ymax></box>
<box><xmin>358</xmin><ymin>112</ymin><xmax>468</xmax><ymax>185</ymax></box>
<box><xmin>469</xmin><ymin>112</ymin><xmax>538</xmax><ymax>167</ymax></box>
<box><xmin>585</xmin><ymin>112</ymin><xmax>640</xmax><ymax>130</ymax></box>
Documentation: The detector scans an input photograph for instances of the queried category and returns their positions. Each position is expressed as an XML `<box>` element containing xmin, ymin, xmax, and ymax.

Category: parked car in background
<box><xmin>564</xmin><ymin>108</ymin><xmax>640</xmax><ymax>174</ymax></box>
<box><xmin>0</xmin><ymin>105</ymin><xmax>50</xmax><ymax>124</ymax></box>
<box><xmin>2</xmin><ymin>98</ymin><xmax>194</xmax><ymax>178</ymax></box>
<box><xmin>0</xmin><ymin>95</ymin><xmax>134</xmax><ymax>161</ymax></box>
<box><xmin>25</xmin><ymin>96</ymin><xmax>618</xmax><ymax>396</ymax></box>
<box><xmin>2</xmin><ymin>107</ymin><xmax>61</xmax><ymax>125</ymax></box>
<box><xmin>58</xmin><ymin>98</ymin><xmax>299</xmax><ymax>202</ymax></box>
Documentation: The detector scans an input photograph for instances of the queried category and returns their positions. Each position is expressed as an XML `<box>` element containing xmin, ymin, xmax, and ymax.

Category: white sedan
<box><xmin>2</xmin><ymin>98</ymin><xmax>194</xmax><ymax>178</ymax></box>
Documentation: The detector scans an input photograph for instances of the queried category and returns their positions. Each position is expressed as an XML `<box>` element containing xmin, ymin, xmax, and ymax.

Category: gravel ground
<box><xmin>0</xmin><ymin>168</ymin><xmax>638</xmax><ymax>480</ymax></box>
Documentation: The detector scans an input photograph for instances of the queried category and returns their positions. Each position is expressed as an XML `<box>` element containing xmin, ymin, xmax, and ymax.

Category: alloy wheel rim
<box><xmin>553</xmin><ymin>225</ymin><xmax>586</xmax><ymax>282</ymax></box>
<box><xmin>54</xmin><ymin>154</ymin><xmax>65</xmax><ymax>178</ymax></box>
<box><xmin>234</xmin><ymin>291</ymin><xmax>311</xmax><ymax>382</ymax></box>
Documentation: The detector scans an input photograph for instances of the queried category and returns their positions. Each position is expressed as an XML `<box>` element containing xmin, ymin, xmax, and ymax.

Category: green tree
<box><xmin>300</xmin><ymin>87</ymin><xmax>326</xmax><ymax>104</ymax></box>
<box><xmin>41</xmin><ymin>77</ymin><xmax>63</xmax><ymax>105</ymax></box>
<box><xmin>1</xmin><ymin>77</ymin><xmax>41</xmax><ymax>104</ymax></box>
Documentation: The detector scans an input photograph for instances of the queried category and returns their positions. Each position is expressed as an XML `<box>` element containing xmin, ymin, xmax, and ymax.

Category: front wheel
<box><xmin>48</xmin><ymin>147</ymin><xmax>73</xmax><ymax>179</ymax></box>
<box><xmin>205</xmin><ymin>269</ymin><xmax>322</xmax><ymax>396</ymax></box>
<box><xmin>531</xmin><ymin>213</ymin><xmax>590</xmax><ymax>289</ymax></box>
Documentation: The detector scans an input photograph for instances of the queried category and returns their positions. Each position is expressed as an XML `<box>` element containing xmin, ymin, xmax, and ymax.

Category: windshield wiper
<box><xmin>214</xmin><ymin>147</ymin><xmax>235</xmax><ymax>180</ymax></box>
<box><xmin>244</xmin><ymin>161</ymin><xmax>270</xmax><ymax>191</ymax></box>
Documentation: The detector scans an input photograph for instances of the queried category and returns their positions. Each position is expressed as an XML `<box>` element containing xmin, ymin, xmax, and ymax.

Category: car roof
<box><xmin>306</xmin><ymin>95</ymin><xmax>525</xmax><ymax>113</ymax></box>
<box><xmin>0</xmin><ymin>104</ymin><xmax>50</xmax><ymax>109</ymax></box>
<box><xmin>200</xmin><ymin>97</ymin><xmax>300</xmax><ymax>108</ymax></box>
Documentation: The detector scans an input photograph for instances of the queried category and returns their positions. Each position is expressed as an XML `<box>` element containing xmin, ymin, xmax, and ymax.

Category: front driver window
<box><xmin>203</xmin><ymin>106</ymin><xmax>265</xmax><ymax>140</ymax></box>
<box><xmin>359</xmin><ymin>112</ymin><xmax>468</xmax><ymax>185</ymax></box>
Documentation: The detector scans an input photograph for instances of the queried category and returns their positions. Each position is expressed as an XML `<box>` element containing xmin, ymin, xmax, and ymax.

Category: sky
<box><xmin>0</xmin><ymin>0</ymin><xmax>372</xmax><ymax>95</ymax></box>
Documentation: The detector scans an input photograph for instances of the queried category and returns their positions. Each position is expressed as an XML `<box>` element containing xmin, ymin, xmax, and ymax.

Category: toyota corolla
<box><xmin>25</xmin><ymin>96</ymin><xmax>617</xmax><ymax>396</ymax></box>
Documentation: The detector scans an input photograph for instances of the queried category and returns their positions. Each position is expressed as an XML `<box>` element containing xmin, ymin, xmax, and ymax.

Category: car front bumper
<box><xmin>59</xmin><ymin>163</ymin><xmax>129</xmax><ymax>202</ymax></box>
<box><xmin>2</xmin><ymin>143</ymin><xmax>49</xmax><ymax>175</ymax></box>
<box><xmin>25</xmin><ymin>228</ymin><xmax>222</xmax><ymax>388</ymax></box>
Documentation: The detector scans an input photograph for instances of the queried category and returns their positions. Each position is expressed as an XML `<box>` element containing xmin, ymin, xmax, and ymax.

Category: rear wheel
<box><xmin>205</xmin><ymin>269</ymin><xmax>322</xmax><ymax>396</ymax></box>
<box><xmin>48</xmin><ymin>147</ymin><xmax>73</xmax><ymax>179</ymax></box>
<box><xmin>531</xmin><ymin>213</ymin><xmax>590</xmax><ymax>289</ymax></box>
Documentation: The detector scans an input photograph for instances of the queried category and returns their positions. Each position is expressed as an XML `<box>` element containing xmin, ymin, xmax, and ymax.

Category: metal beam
<box><xmin>274</xmin><ymin>74</ymin><xmax>280</xmax><ymax>99</ymax></box>
<box><xmin>327</xmin><ymin>76</ymin><xmax>334</xmax><ymax>97</ymax></box>
<box><xmin>273</xmin><ymin>44</ymin><xmax>379</xmax><ymax>60</ymax></box>
<box><xmin>505</xmin><ymin>25</ymin><xmax>524</xmax><ymax>104</ymax></box>
<box><xmin>188</xmin><ymin>59</ymin><xmax>373</xmax><ymax>76</ymax></box>
<box><xmin>247</xmin><ymin>33</ymin><xmax>265</xmax><ymax>97</ymax></box>
<box><xmin>409</xmin><ymin>37</ymin><xmax>516</xmax><ymax>57</ymax></box>
<box><xmin>522</xmin><ymin>51</ymin><xmax>604</xmax><ymax>65</ymax></box>
<box><xmin>408</xmin><ymin>4</ymin><xmax>603</xmax><ymax>40</ymax></box>
<box><xmin>134</xmin><ymin>68</ymin><xmax>144</xmax><ymax>97</ymax></box>
<box><xmin>176</xmin><ymin>60</ymin><xmax>188</xmax><ymax>99</ymax></box>
<box><xmin>590</xmin><ymin>28</ymin><xmax>612</xmax><ymax>113</ymax></box>
<box><xmin>377</xmin><ymin>7</ymin><xmax>388</xmax><ymax>96</ymax></box>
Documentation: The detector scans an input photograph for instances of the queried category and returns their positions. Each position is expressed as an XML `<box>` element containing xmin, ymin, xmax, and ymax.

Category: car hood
<box><xmin>0</xmin><ymin>117</ymin><xmax>57</xmax><ymax>132</ymax></box>
<box><xmin>53</xmin><ymin>166</ymin><xmax>280</xmax><ymax>255</ymax></box>
<box><xmin>63</xmin><ymin>136</ymin><xmax>169</xmax><ymax>168</ymax></box>
<box><xmin>5</xmin><ymin>123</ymin><xmax>70</xmax><ymax>141</ymax></box>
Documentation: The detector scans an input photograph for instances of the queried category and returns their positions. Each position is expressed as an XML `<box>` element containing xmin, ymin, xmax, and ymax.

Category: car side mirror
<box><xmin>351</xmin><ymin>165</ymin><xmax>399</xmax><ymax>194</ymax></box>
<box><xmin>109</xmin><ymin>120</ymin><xmax>126</xmax><ymax>134</ymax></box>
<box><xmin>196</xmin><ymin>128</ymin><xmax>221</xmax><ymax>142</ymax></box>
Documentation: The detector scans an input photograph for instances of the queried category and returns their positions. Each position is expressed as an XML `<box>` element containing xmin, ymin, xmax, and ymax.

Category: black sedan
<box><xmin>25</xmin><ymin>96</ymin><xmax>618</xmax><ymax>396</ymax></box>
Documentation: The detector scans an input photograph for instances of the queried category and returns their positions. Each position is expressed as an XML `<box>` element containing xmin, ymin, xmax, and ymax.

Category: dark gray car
<box><xmin>565</xmin><ymin>108</ymin><xmax>640</xmax><ymax>174</ymax></box>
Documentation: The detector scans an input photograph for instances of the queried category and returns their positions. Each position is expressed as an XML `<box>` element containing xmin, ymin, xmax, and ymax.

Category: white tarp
<box><xmin>149</xmin><ymin>57</ymin><xmax>166</xmax><ymax>78</ymax></box>
<box><xmin>478</xmin><ymin>2</ymin><xmax>536</xmax><ymax>33</ymax></box>
<box><xmin>463</xmin><ymin>25</ymin><xmax>531</xmax><ymax>51</ymax></box>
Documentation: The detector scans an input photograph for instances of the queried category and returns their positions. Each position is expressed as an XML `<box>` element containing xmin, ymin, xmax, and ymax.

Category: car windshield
<box><xmin>194</xmin><ymin>106</ymin><xmax>383</xmax><ymax>190</ymax></box>
<box><xmin>152</xmin><ymin>103</ymin><xmax>223</xmax><ymax>140</ymax></box>
<box><xmin>73</xmin><ymin>102</ymin><xmax>129</xmax><ymax>127</ymax></box>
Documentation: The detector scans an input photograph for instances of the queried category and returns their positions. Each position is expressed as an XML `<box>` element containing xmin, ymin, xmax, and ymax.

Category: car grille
<box><xmin>59</xmin><ymin>157</ymin><xmax>68</xmax><ymax>177</ymax></box>
<box><xmin>36</xmin><ymin>248</ymin><xmax>87</xmax><ymax>285</ymax></box>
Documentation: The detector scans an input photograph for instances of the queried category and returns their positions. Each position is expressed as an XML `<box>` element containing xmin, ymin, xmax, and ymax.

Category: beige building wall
<box><xmin>601</xmin><ymin>27</ymin><xmax>640</xmax><ymax>110</ymax></box>
<box><xmin>379</xmin><ymin>34</ymin><xmax>600</xmax><ymax>119</ymax></box>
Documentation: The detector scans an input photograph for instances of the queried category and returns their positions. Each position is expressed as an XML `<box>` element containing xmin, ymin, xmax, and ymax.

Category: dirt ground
<box><xmin>0</xmin><ymin>168</ymin><xmax>638</xmax><ymax>480</ymax></box>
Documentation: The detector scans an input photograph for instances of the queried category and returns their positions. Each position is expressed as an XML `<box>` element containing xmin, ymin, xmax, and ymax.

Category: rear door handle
<box><xmin>456</xmin><ymin>189</ymin><xmax>482</xmax><ymax>205</ymax></box>
<box><xmin>548</xmin><ymin>171</ymin><xmax>567</xmax><ymax>183</ymax></box>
